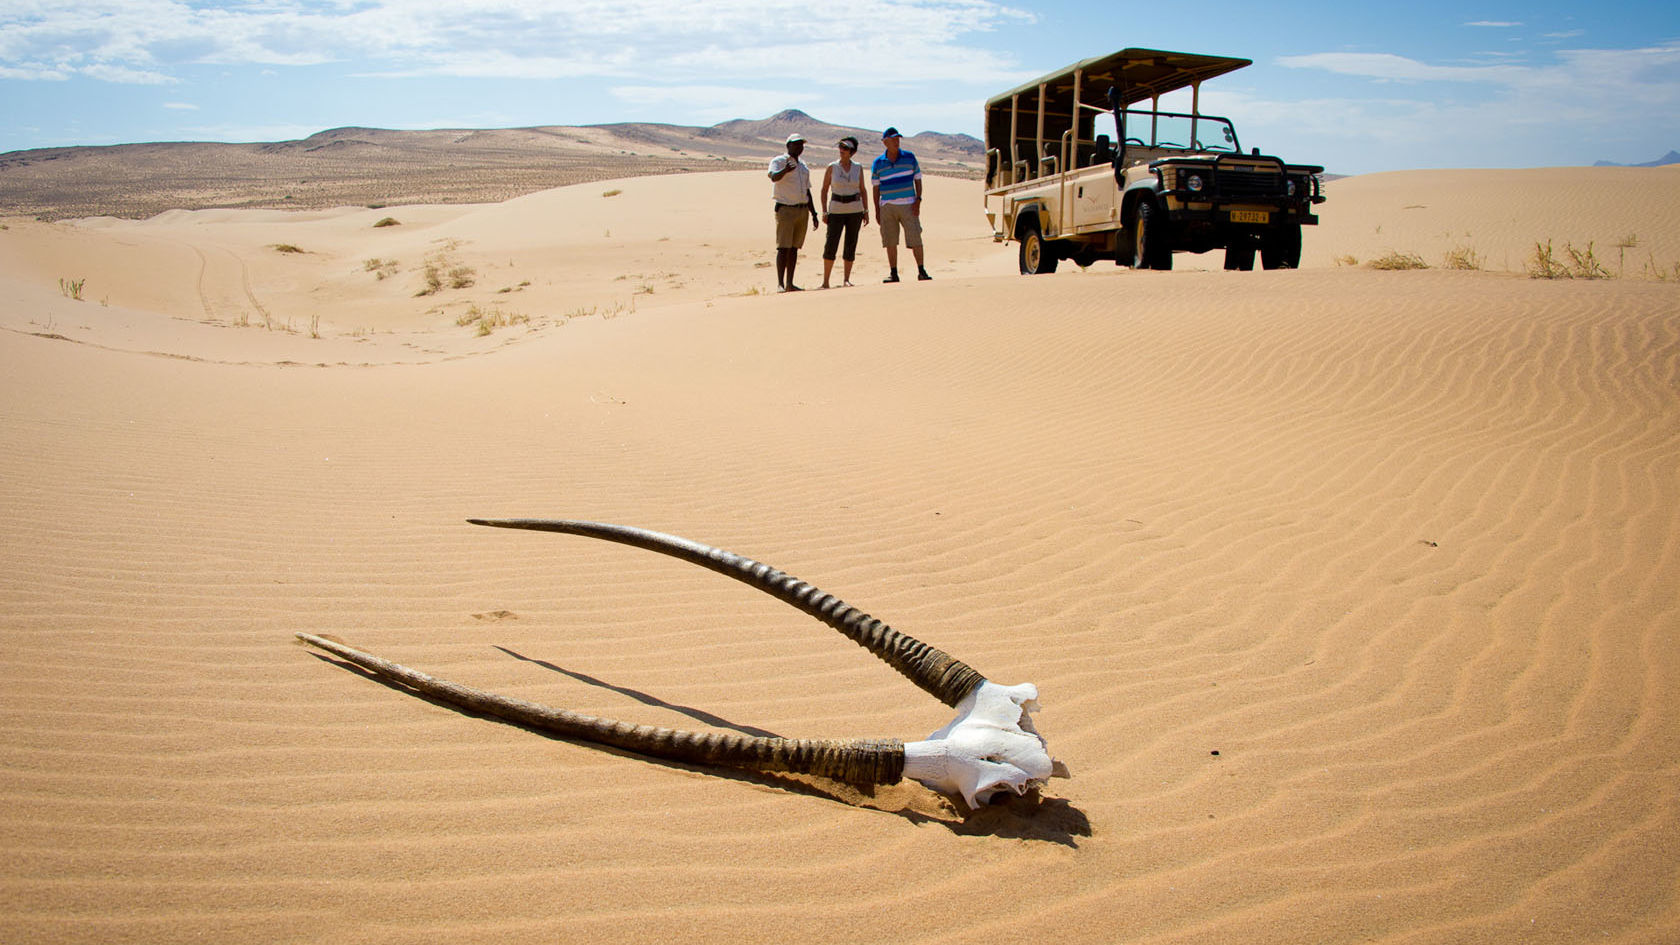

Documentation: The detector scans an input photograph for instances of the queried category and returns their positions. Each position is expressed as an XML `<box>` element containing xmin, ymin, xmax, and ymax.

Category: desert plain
<box><xmin>2</xmin><ymin>142</ymin><xmax>1678</xmax><ymax>945</ymax></box>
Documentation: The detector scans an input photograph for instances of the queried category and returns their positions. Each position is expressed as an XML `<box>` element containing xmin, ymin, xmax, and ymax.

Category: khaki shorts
<box><xmin>878</xmin><ymin>201</ymin><xmax>922</xmax><ymax>249</ymax></box>
<box><xmin>775</xmin><ymin>203</ymin><xmax>810</xmax><ymax>249</ymax></box>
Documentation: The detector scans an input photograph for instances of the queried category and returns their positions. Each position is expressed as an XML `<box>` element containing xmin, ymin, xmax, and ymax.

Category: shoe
<box><xmin>917</xmin><ymin>269</ymin><xmax>932</xmax><ymax>281</ymax></box>
<box><xmin>883</xmin><ymin>271</ymin><xmax>900</xmax><ymax>283</ymax></box>
<box><xmin>785</xmin><ymin>284</ymin><xmax>803</xmax><ymax>292</ymax></box>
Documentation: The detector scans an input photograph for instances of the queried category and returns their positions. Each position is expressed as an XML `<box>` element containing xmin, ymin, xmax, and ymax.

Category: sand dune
<box><xmin>2</xmin><ymin>164</ymin><xmax>1678</xmax><ymax>944</ymax></box>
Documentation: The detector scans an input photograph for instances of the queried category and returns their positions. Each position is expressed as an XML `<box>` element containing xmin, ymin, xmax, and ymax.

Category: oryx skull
<box><xmin>297</xmin><ymin>519</ymin><xmax>1061</xmax><ymax>809</ymax></box>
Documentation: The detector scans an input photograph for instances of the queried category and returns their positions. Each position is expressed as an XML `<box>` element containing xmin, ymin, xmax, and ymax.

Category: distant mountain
<box><xmin>0</xmin><ymin>110</ymin><xmax>984</xmax><ymax>219</ymax></box>
<box><xmin>1593</xmin><ymin>149</ymin><xmax>1680</xmax><ymax>167</ymax></box>
<box><xmin>699</xmin><ymin>108</ymin><xmax>982</xmax><ymax>158</ymax></box>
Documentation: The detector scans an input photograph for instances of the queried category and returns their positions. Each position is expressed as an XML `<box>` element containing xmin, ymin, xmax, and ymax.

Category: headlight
<box><xmin>1185</xmin><ymin>173</ymin><xmax>1204</xmax><ymax>193</ymax></box>
<box><xmin>1286</xmin><ymin>179</ymin><xmax>1298</xmax><ymax>197</ymax></box>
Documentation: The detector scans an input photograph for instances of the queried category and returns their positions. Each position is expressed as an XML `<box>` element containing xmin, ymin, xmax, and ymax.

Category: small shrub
<box><xmin>1565</xmin><ymin>241</ymin><xmax>1611</xmax><ymax>280</ymax></box>
<box><xmin>447</xmin><ymin>265</ymin><xmax>476</xmax><ymax>289</ymax></box>
<box><xmin>58</xmin><ymin>277</ymin><xmax>86</xmax><ymax>300</ymax></box>
<box><xmin>363</xmin><ymin>258</ymin><xmax>399</xmax><ymax>280</ymax></box>
<box><xmin>602</xmin><ymin>189</ymin><xmax>623</xmax><ymax>198</ymax></box>
<box><xmin>373</xmin><ymin>217</ymin><xmax>401</xmax><ymax>228</ymax></box>
<box><xmin>1528</xmin><ymin>240</ymin><xmax>1569</xmax><ymax>279</ymax></box>
<box><xmin>1529</xmin><ymin>239</ymin><xmax>1612</xmax><ymax>280</ymax></box>
<box><xmin>1333</xmin><ymin>254</ymin><xmax>1359</xmax><ymax>268</ymax></box>
<box><xmin>416</xmin><ymin>263</ymin><xmax>444</xmax><ymax>296</ymax></box>
<box><xmin>1442</xmin><ymin>245</ymin><xmax>1483</xmax><ymax>270</ymax></box>
<box><xmin>1367</xmin><ymin>251</ymin><xmax>1428</xmax><ymax>271</ymax></box>
<box><xmin>272</xmin><ymin>244</ymin><xmax>305</xmax><ymax>254</ymax></box>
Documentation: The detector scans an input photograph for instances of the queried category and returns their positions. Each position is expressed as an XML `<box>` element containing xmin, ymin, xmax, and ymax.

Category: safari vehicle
<box><xmin>984</xmin><ymin>48</ymin><xmax>1325</xmax><ymax>273</ymax></box>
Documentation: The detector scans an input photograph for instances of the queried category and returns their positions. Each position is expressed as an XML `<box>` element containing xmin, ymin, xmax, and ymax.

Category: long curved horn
<box><xmin>467</xmin><ymin>518</ymin><xmax>987</xmax><ymax>707</ymax></box>
<box><xmin>296</xmin><ymin>634</ymin><xmax>905</xmax><ymax>785</ymax></box>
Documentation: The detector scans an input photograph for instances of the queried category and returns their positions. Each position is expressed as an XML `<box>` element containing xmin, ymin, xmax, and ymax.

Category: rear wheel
<box><xmin>1261</xmin><ymin>225</ymin><xmax>1302</xmax><ymax>270</ymax></box>
<box><xmin>1018</xmin><ymin>220</ymin><xmax>1059</xmax><ymax>274</ymax></box>
<box><xmin>1132</xmin><ymin>200</ymin><xmax>1172</xmax><ymax>270</ymax></box>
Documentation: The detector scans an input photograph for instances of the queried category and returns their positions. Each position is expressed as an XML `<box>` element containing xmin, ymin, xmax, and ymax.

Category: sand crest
<box><xmin>2</xmin><ymin>165</ymin><xmax>1678</xmax><ymax>945</ymax></box>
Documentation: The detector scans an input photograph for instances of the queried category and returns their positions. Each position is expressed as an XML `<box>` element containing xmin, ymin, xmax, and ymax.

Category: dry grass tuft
<box><xmin>1367</xmin><ymin>250</ymin><xmax>1429</xmax><ymax>271</ymax></box>
<box><xmin>455</xmin><ymin>303</ymin><xmax>531</xmax><ymax>336</ymax></box>
<box><xmin>1442</xmin><ymin>244</ymin><xmax>1483</xmax><ymax>270</ymax></box>
<box><xmin>271</xmin><ymin>243</ymin><xmax>306</xmax><ymax>254</ymax></box>
<box><xmin>373</xmin><ymin>217</ymin><xmax>401</xmax><ymax>228</ymax></box>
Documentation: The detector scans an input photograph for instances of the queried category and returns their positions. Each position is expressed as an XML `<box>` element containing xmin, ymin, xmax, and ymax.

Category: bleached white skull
<box><xmin>299</xmin><ymin>519</ymin><xmax>1064</xmax><ymax>812</ymax></box>
<box><xmin>904</xmin><ymin>681</ymin><xmax>1055</xmax><ymax>808</ymax></box>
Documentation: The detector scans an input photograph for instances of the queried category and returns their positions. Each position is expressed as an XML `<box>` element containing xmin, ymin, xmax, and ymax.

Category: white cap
<box><xmin>786</xmin><ymin>133</ymin><xmax>806</xmax><ymax>144</ymax></box>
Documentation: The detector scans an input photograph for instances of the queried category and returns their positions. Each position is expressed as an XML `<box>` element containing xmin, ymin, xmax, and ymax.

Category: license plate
<box><xmin>1230</xmin><ymin>210</ymin><xmax>1269</xmax><ymax>224</ymax></box>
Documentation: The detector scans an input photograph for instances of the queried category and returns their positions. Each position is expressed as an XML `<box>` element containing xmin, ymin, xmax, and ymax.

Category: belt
<box><xmin>832</xmin><ymin>193</ymin><xmax>862</xmax><ymax>203</ymax></box>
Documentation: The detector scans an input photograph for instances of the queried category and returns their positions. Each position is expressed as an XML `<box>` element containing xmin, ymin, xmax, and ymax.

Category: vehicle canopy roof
<box><xmin>985</xmin><ymin>48</ymin><xmax>1251</xmax><ymax>113</ymax></box>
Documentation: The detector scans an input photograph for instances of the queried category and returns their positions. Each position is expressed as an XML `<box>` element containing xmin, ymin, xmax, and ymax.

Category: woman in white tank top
<box><xmin>820</xmin><ymin>136</ymin><xmax>871</xmax><ymax>288</ymax></box>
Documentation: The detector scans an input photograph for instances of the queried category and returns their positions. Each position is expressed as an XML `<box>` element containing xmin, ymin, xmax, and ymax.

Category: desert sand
<box><xmin>2</xmin><ymin>162</ymin><xmax>1678</xmax><ymax>945</ymax></box>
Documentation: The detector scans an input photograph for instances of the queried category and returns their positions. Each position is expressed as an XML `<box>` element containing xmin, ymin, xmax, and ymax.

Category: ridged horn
<box><xmin>296</xmin><ymin>634</ymin><xmax>905</xmax><ymax>785</ymax></box>
<box><xmin>467</xmin><ymin>518</ymin><xmax>987</xmax><ymax>707</ymax></box>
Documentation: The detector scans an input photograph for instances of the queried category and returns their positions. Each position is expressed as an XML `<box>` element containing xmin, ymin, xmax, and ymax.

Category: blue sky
<box><xmin>3</xmin><ymin>0</ymin><xmax>1677</xmax><ymax>173</ymax></box>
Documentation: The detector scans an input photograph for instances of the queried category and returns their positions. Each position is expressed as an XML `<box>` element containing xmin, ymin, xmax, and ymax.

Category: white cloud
<box><xmin>1243</xmin><ymin>41</ymin><xmax>1680</xmax><ymax>171</ymax></box>
<box><xmin>1279</xmin><ymin>43</ymin><xmax>1680</xmax><ymax>114</ymax></box>
<box><xmin>1276</xmin><ymin>52</ymin><xmax>1528</xmax><ymax>83</ymax></box>
<box><xmin>1</xmin><ymin>0</ymin><xmax>1036</xmax><ymax>87</ymax></box>
<box><xmin>162</xmin><ymin>101</ymin><xmax>197</xmax><ymax>109</ymax></box>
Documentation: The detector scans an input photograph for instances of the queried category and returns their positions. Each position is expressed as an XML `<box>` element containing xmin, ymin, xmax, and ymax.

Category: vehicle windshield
<box><xmin>1116</xmin><ymin>110</ymin><xmax>1240</xmax><ymax>154</ymax></box>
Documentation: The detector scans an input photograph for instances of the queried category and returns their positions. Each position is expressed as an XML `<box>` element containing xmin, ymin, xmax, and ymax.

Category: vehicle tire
<box><xmin>1223</xmin><ymin>240</ymin><xmax>1256</xmax><ymax>271</ymax></box>
<box><xmin>1018</xmin><ymin>220</ymin><xmax>1059</xmax><ymax>274</ymax></box>
<box><xmin>1132</xmin><ymin>200</ymin><xmax>1172</xmax><ymax>271</ymax></box>
<box><xmin>1261</xmin><ymin>225</ymin><xmax>1302</xmax><ymax>270</ymax></box>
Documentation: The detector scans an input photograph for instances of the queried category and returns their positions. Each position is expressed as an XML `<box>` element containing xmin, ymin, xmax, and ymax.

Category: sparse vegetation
<box><xmin>602</xmin><ymin>189</ymin><xmax>623</xmax><ymax>197</ymax></box>
<box><xmin>363</xmin><ymin>257</ymin><xmax>400</xmax><ymax>280</ymax></box>
<box><xmin>1614</xmin><ymin>233</ymin><xmax>1640</xmax><ymax>276</ymax></box>
<box><xmin>1442</xmin><ymin>244</ymin><xmax>1483</xmax><ymax>270</ymax></box>
<box><xmin>1367</xmin><ymin>251</ymin><xmax>1429</xmax><ymax>271</ymax></box>
<box><xmin>1332</xmin><ymin>254</ymin><xmax>1359</xmax><ymax>268</ymax></box>
<box><xmin>1528</xmin><ymin>239</ymin><xmax>1611</xmax><ymax>280</ymax></box>
<box><xmin>271</xmin><ymin>243</ymin><xmax>306</xmax><ymax>254</ymax></box>
<box><xmin>373</xmin><ymin>217</ymin><xmax>401</xmax><ymax>228</ymax></box>
<box><xmin>58</xmin><ymin>277</ymin><xmax>86</xmax><ymax>300</ymax></box>
<box><xmin>455</xmin><ymin>303</ymin><xmax>531</xmax><ymax>336</ymax></box>
<box><xmin>415</xmin><ymin>241</ymin><xmax>477</xmax><ymax>296</ymax></box>
<box><xmin>1640</xmin><ymin>253</ymin><xmax>1680</xmax><ymax>282</ymax></box>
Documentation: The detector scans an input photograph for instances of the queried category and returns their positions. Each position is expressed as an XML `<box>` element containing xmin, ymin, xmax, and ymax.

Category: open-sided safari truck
<box><xmin>984</xmin><ymin>48</ymin><xmax>1325</xmax><ymax>273</ymax></box>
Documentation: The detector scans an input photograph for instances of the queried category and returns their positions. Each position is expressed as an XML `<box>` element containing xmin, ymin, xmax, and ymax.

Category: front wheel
<box><xmin>1018</xmin><ymin>221</ymin><xmax>1059</xmax><ymax>275</ymax></box>
<box><xmin>1224</xmin><ymin>240</ymin><xmax>1256</xmax><ymax>271</ymax></box>
<box><xmin>1261</xmin><ymin>225</ymin><xmax>1302</xmax><ymax>270</ymax></box>
<box><xmin>1132</xmin><ymin>200</ymin><xmax>1172</xmax><ymax>271</ymax></box>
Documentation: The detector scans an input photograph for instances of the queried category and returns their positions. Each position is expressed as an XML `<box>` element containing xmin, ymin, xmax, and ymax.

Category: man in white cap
<box><xmin>768</xmin><ymin>133</ymin><xmax>820</xmax><ymax>292</ymax></box>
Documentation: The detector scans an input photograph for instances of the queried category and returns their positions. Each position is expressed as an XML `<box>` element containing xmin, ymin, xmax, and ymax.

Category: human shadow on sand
<box><xmin>302</xmin><ymin>640</ymin><xmax>1091</xmax><ymax>846</ymax></box>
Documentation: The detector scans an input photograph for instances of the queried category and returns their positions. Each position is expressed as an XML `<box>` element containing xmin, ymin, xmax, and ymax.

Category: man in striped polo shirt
<box><xmin>871</xmin><ymin>127</ymin><xmax>931</xmax><ymax>283</ymax></box>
